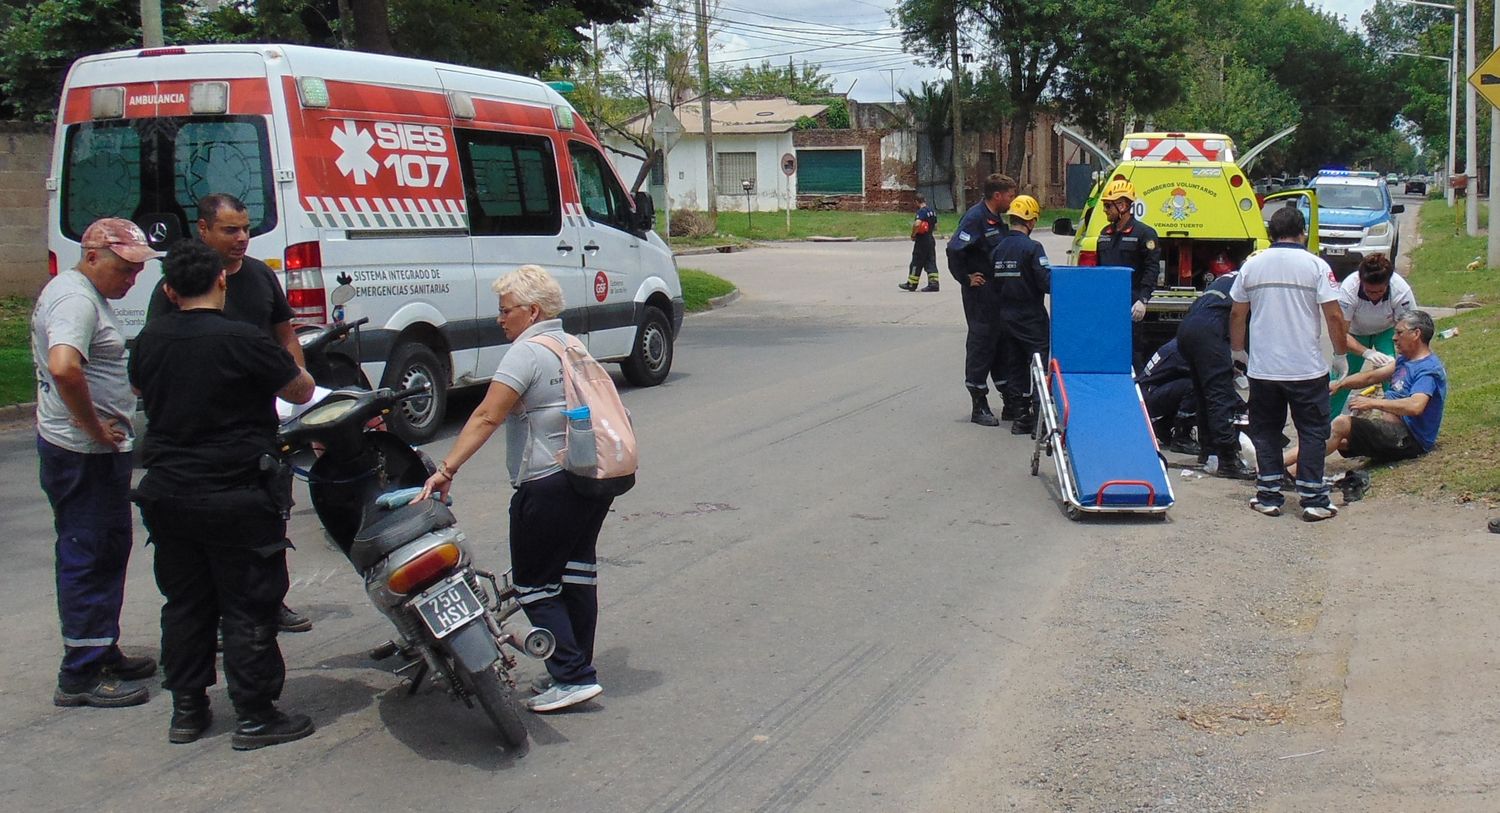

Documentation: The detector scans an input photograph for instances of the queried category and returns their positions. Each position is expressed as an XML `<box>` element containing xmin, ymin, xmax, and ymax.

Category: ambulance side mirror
<box><xmin>633</xmin><ymin>190</ymin><xmax>656</xmax><ymax>233</ymax></box>
<box><xmin>1052</xmin><ymin>218</ymin><xmax>1074</xmax><ymax>236</ymax></box>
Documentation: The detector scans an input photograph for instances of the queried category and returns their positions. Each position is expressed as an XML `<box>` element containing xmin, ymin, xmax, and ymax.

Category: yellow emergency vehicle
<box><xmin>1053</xmin><ymin>127</ymin><xmax>1317</xmax><ymax>347</ymax></box>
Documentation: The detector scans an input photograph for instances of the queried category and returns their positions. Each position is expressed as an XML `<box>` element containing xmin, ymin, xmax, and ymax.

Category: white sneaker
<box><xmin>1301</xmin><ymin>504</ymin><xmax>1339</xmax><ymax>522</ymax></box>
<box><xmin>1250</xmin><ymin>498</ymin><xmax>1282</xmax><ymax>517</ymax></box>
<box><xmin>525</xmin><ymin>682</ymin><xmax>602</xmax><ymax>712</ymax></box>
<box><xmin>529</xmin><ymin>674</ymin><xmax>555</xmax><ymax>695</ymax></box>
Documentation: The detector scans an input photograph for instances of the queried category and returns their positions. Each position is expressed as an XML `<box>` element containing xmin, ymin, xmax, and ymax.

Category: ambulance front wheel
<box><xmin>384</xmin><ymin>342</ymin><xmax>448</xmax><ymax>444</ymax></box>
<box><xmin>621</xmin><ymin>306</ymin><xmax>674</xmax><ymax>387</ymax></box>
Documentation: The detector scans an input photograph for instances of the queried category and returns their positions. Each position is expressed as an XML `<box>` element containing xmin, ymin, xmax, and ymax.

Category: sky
<box><xmin>689</xmin><ymin>0</ymin><xmax>1379</xmax><ymax>104</ymax></box>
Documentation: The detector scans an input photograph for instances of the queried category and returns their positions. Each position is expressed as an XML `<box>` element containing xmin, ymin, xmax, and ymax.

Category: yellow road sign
<box><xmin>1469</xmin><ymin>46</ymin><xmax>1500</xmax><ymax>109</ymax></box>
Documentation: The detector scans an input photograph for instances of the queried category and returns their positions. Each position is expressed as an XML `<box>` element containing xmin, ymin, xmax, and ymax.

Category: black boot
<box><xmin>1214</xmin><ymin>451</ymin><xmax>1257</xmax><ymax>481</ymax></box>
<box><xmin>920</xmin><ymin>281</ymin><xmax>940</xmax><ymax>292</ymax></box>
<box><xmin>1167</xmin><ymin>415</ymin><xmax>1200</xmax><ymax>455</ymax></box>
<box><xmin>169</xmin><ymin>691</ymin><xmax>212</xmax><ymax>744</ymax></box>
<box><xmin>232</xmin><ymin>706</ymin><xmax>315</xmax><ymax>751</ymax></box>
<box><xmin>998</xmin><ymin>397</ymin><xmax>1019</xmax><ymax>422</ymax></box>
<box><xmin>1009</xmin><ymin>405</ymin><xmax>1035</xmax><ymax>435</ymax></box>
<box><xmin>898</xmin><ymin>281</ymin><xmax>919</xmax><ymax>291</ymax></box>
<box><xmin>970</xmin><ymin>391</ymin><xmax>1000</xmax><ymax>426</ymax></box>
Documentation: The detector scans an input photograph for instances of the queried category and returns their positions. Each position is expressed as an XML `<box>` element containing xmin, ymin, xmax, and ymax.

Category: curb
<box><xmin>673</xmin><ymin>244</ymin><xmax>750</xmax><ymax>257</ymax></box>
<box><xmin>0</xmin><ymin>402</ymin><xmax>34</xmax><ymax>432</ymax></box>
<box><xmin>704</xmin><ymin>289</ymin><xmax>741</xmax><ymax>311</ymax></box>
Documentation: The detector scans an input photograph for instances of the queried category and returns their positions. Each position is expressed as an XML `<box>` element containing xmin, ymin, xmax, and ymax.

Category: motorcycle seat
<box><xmin>349</xmin><ymin>498</ymin><xmax>457</xmax><ymax>572</ymax></box>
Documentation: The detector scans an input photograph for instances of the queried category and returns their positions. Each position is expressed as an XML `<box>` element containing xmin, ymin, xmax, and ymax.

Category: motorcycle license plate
<box><xmin>415</xmin><ymin>578</ymin><xmax>485</xmax><ymax>639</ymax></box>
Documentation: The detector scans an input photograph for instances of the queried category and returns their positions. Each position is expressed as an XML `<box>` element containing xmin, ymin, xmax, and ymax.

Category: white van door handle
<box><xmin>556</xmin><ymin>241</ymin><xmax>574</xmax><ymax>253</ymax></box>
<box><xmin>584</xmin><ymin>241</ymin><xmax>600</xmax><ymax>254</ymax></box>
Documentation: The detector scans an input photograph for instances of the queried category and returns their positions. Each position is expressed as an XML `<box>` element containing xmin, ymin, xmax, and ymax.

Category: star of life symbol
<box><xmin>332</xmin><ymin>120</ymin><xmax>379</xmax><ymax>185</ymax></box>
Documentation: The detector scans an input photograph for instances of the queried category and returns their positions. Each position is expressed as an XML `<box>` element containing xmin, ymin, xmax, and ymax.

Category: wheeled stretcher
<box><xmin>1028</xmin><ymin>266</ymin><xmax>1174</xmax><ymax>519</ymax></box>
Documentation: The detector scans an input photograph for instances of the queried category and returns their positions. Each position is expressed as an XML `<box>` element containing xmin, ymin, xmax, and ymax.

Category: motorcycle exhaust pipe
<box><xmin>517</xmin><ymin>627</ymin><xmax>555</xmax><ymax>660</ymax></box>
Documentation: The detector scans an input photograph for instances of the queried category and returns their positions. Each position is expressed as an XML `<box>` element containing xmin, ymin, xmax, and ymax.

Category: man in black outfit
<box><xmin>131</xmin><ymin>239</ymin><xmax>317</xmax><ymax>749</ymax></box>
<box><xmin>947</xmin><ymin>174</ymin><xmax>1018</xmax><ymax>426</ymax></box>
<box><xmin>1094</xmin><ymin>180</ymin><xmax>1161</xmax><ymax>371</ymax></box>
<box><xmin>148</xmin><ymin>193</ymin><xmax>313</xmax><ymax>635</ymax></box>
<box><xmin>1177</xmin><ymin>270</ymin><xmax>1255</xmax><ymax>479</ymax></box>
<box><xmin>988</xmin><ymin>195</ymin><xmax>1051</xmax><ymax>435</ymax></box>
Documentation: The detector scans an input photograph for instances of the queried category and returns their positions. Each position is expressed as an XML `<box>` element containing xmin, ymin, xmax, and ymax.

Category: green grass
<box><xmin>1408</xmin><ymin>198</ymin><xmax>1500</xmax><ymax>308</ymax></box>
<box><xmin>664</xmin><ymin>207</ymin><xmax>1081</xmax><ymax>248</ymax></box>
<box><xmin>0</xmin><ymin>296</ymin><xmax>34</xmax><ymax>407</ymax></box>
<box><xmin>1375</xmin><ymin>198</ymin><xmax>1500</xmax><ymax>502</ymax></box>
<box><xmin>678</xmin><ymin>268</ymin><xmax>736</xmax><ymax>312</ymax></box>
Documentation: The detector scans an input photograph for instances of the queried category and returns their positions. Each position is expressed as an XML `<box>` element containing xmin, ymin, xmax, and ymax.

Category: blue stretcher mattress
<box><xmin>1047</xmin><ymin>265</ymin><xmax>1173</xmax><ymax>510</ymax></box>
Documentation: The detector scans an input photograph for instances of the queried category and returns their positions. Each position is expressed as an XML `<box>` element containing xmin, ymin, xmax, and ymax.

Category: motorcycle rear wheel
<box><xmin>464</xmin><ymin>665</ymin><xmax>529</xmax><ymax>748</ymax></box>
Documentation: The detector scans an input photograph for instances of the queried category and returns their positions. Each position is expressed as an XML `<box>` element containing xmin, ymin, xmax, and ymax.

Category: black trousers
<box><xmin>509</xmin><ymin>472</ymin><xmax>612</xmax><ymax>686</ymax></box>
<box><xmin>1247</xmin><ymin>376</ymin><xmax>1332</xmax><ymax>509</ymax></box>
<box><xmin>141</xmin><ymin>490</ymin><xmax>290</xmax><ymax>713</ymax></box>
<box><xmin>996</xmin><ymin>314</ymin><xmax>1048</xmax><ymax>406</ymax></box>
<box><xmin>1178</xmin><ymin>321</ymin><xmax>1240</xmax><ymax>455</ymax></box>
<box><xmin>962</xmin><ymin>286</ymin><xmax>1010</xmax><ymax>395</ymax></box>
<box><xmin>908</xmin><ymin>236</ymin><xmax>938</xmax><ymax>282</ymax></box>
<box><xmin>1143</xmin><ymin>378</ymin><xmax>1195</xmax><ymax>440</ymax></box>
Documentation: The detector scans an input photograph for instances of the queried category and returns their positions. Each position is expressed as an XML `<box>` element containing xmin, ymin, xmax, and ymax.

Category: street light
<box><xmin>1394</xmin><ymin>0</ymin><xmax>1460</xmax><ymax>209</ymax></box>
<box><xmin>742</xmin><ymin>179</ymin><xmax>753</xmax><ymax>230</ymax></box>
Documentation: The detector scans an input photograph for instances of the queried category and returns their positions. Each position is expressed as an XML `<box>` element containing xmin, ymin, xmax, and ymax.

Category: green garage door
<box><xmin>797</xmin><ymin>149</ymin><xmax>863</xmax><ymax>195</ymax></box>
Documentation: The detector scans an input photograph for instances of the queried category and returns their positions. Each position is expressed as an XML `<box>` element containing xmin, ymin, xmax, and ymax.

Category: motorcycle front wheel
<box><xmin>462</xmin><ymin>665</ymin><xmax>529</xmax><ymax>748</ymax></box>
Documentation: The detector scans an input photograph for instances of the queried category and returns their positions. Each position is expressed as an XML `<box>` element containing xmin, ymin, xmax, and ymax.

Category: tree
<box><xmin>1152</xmin><ymin>47</ymin><xmax>1301</xmax><ymax>160</ymax></box>
<box><xmin>710</xmin><ymin>60</ymin><xmax>832</xmax><ymax>103</ymax></box>
<box><xmin>894</xmin><ymin>0</ymin><xmax>1189</xmax><ymax>178</ymax></box>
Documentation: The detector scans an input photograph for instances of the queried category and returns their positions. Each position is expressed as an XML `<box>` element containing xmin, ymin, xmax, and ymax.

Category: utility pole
<box><xmin>697</xmin><ymin>0</ymin><xmax>718</xmax><ymax>223</ymax></box>
<box><xmin>1466</xmin><ymin>0</ymin><xmax>1477</xmax><ymax>235</ymax></box>
<box><xmin>1489</xmin><ymin>2</ymin><xmax>1499</xmax><ymax>266</ymax></box>
<box><xmin>140</xmin><ymin>0</ymin><xmax>163</xmax><ymax>47</ymax></box>
<box><xmin>883</xmin><ymin>68</ymin><xmax>901</xmax><ymax>106</ymax></box>
<box><xmin>592</xmin><ymin>22</ymin><xmax>602</xmax><ymax>95</ymax></box>
<box><xmin>948</xmin><ymin>5</ymin><xmax>964</xmax><ymax>211</ymax></box>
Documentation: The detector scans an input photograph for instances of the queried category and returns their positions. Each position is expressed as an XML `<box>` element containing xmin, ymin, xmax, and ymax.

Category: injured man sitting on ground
<box><xmin>1283</xmin><ymin>309</ymin><xmax>1447</xmax><ymax>498</ymax></box>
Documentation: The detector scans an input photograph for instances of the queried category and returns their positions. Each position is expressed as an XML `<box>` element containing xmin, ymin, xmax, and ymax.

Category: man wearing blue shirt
<box><xmin>947</xmin><ymin>174</ymin><xmax>1018</xmax><ymax>426</ymax></box>
<box><xmin>1288</xmin><ymin>310</ymin><xmax>1446</xmax><ymax>474</ymax></box>
<box><xmin>899</xmin><ymin>194</ymin><xmax>941</xmax><ymax>292</ymax></box>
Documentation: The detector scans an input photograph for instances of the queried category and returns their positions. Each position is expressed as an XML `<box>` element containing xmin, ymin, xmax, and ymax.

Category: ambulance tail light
<box><xmin>1078</xmin><ymin>250</ymin><xmax>1098</xmax><ymax>267</ymax></box>
<box><xmin>284</xmin><ymin>242</ymin><xmax>327</xmax><ymax>324</ymax></box>
<box><xmin>48</xmin><ymin>251</ymin><xmax>58</xmax><ymax>277</ymax></box>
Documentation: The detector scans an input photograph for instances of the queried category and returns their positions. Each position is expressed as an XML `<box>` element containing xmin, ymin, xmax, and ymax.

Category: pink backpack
<box><xmin>528</xmin><ymin>333</ymin><xmax>638</xmax><ymax>497</ymax></box>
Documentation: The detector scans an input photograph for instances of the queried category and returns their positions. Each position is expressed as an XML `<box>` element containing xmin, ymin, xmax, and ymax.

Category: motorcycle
<box><xmin>276</xmin><ymin>319</ymin><xmax>553</xmax><ymax>747</ymax></box>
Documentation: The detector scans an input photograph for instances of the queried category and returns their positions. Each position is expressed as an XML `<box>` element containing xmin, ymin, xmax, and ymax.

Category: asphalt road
<box><xmin>0</xmin><ymin>238</ymin><xmax>1096</xmax><ymax>812</ymax></box>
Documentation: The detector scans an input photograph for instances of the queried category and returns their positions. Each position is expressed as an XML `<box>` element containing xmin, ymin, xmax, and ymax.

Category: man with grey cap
<box><xmin>34</xmin><ymin>217</ymin><xmax>162</xmax><ymax>707</ymax></box>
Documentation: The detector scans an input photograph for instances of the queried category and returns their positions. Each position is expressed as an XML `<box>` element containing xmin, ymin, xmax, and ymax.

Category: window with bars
<box><xmin>716</xmin><ymin>152</ymin><xmax>757</xmax><ymax>193</ymax></box>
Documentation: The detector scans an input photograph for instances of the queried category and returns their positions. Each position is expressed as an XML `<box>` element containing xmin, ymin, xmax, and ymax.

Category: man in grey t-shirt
<box><xmin>34</xmin><ymin>218</ymin><xmax>161</xmax><ymax>708</ymax></box>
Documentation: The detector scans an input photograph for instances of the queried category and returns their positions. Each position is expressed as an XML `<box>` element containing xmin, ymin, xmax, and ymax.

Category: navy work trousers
<box><xmin>1247</xmin><ymin>376</ymin><xmax>1332</xmax><ymax>509</ymax></box>
<box><xmin>1179</xmin><ymin>321</ymin><xmax>1240</xmax><ymax>455</ymax></box>
<box><xmin>37</xmin><ymin>436</ymin><xmax>134</xmax><ymax>689</ymax></box>
<box><xmin>996</xmin><ymin>313</ymin><xmax>1048</xmax><ymax>406</ymax></box>
<box><xmin>509</xmin><ymin>472</ymin><xmax>613</xmax><ymax>686</ymax></box>
<box><xmin>962</xmin><ymin>286</ymin><xmax>1012</xmax><ymax>395</ymax></box>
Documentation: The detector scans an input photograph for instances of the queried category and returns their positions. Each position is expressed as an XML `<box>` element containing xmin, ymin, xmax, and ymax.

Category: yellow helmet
<box><xmin>1101</xmin><ymin>179</ymin><xmax>1137</xmax><ymax>202</ymax></box>
<box><xmin>1007</xmin><ymin>194</ymin><xmax>1040</xmax><ymax>221</ymax></box>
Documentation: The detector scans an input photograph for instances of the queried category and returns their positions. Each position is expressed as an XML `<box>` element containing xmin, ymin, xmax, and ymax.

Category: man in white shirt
<box><xmin>1230</xmin><ymin>207</ymin><xmax>1349</xmax><ymax>521</ymax></box>
<box><xmin>1332</xmin><ymin>254</ymin><xmax>1414</xmax><ymax>415</ymax></box>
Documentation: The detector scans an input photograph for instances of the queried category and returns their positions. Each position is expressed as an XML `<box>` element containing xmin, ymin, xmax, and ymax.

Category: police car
<box><xmin>1305</xmin><ymin>170</ymin><xmax>1404</xmax><ymax>280</ymax></box>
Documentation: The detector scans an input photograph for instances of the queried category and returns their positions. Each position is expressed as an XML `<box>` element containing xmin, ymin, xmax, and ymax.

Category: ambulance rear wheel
<box><xmin>385</xmin><ymin>342</ymin><xmax>447</xmax><ymax>444</ymax></box>
<box><xmin>621</xmin><ymin>306</ymin><xmax>673</xmax><ymax>387</ymax></box>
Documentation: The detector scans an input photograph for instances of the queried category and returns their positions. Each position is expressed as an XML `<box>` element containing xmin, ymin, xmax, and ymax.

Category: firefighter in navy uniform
<box><xmin>1094</xmin><ymin>180</ymin><xmax>1161</xmax><ymax>370</ymax></box>
<box><xmin>1176</xmin><ymin>269</ymin><xmax>1256</xmax><ymax>479</ymax></box>
<box><xmin>947</xmin><ymin>173</ymin><xmax>1018</xmax><ymax>426</ymax></box>
<box><xmin>899</xmin><ymin>194</ymin><xmax>941</xmax><ymax>292</ymax></box>
<box><xmin>989</xmin><ymin>195</ymin><xmax>1052</xmax><ymax>435</ymax></box>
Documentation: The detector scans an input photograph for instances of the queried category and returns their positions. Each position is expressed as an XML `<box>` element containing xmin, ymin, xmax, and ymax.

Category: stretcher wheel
<box><xmin>1063</xmin><ymin>504</ymin><xmax>1081</xmax><ymax>521</ymax></box>
<box><xmin>1030</xmin><ymin>448</ymin><xmax>1040</xmax><ymax>476</ymax></box>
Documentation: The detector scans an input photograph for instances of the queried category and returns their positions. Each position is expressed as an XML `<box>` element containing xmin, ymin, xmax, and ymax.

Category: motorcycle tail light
<box><xmin>1078</xmin><ymin>250</ymin><xmax>1098</xmax><ymax>267</ymax></box>
<box><xmin>387</xmin><ymin>542</ymin><xmax>461</xmax><ymax>595</ymax></box>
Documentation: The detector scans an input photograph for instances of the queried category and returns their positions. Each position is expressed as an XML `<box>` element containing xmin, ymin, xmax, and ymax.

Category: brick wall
<box><xmin>0</xmin><ymin>122</ymin><xmax>51</xmax><ymax>298</ymax></box>
<box><xmin>792</xmin><ymin>128</ymin><xmax>920</xmax><ymax>212</ymax></box>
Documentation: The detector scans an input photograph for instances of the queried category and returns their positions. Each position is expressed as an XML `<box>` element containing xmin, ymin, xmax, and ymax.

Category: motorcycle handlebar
<box><xmin>391</xmin><ymin>381</ymin><xmax>432</xmax><ymax>401</ymax></box>
<box><xmin>301</xmin><ymin>317</ymin><xmax>370</xmax><ymax>352</ymax></box>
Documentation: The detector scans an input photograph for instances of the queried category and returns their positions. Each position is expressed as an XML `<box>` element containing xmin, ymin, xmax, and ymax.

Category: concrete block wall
<box><xmin>0</xmin><ymin>123</ymin><xmax>52</xmax><ymax>298</ymax></box>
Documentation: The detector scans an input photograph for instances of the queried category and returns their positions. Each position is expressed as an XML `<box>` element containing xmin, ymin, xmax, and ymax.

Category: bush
<box><xmin>669</xmin><ymin>209</ymin><xmax>715</xmax><ymax>238</ymax></box>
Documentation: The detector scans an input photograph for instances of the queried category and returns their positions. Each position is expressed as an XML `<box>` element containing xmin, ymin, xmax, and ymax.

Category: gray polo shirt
<box><xmin>31</xmin><ymin>269</ymin><xmax>136</xmax><ymax>453</ymax></box>
<box><xmin>493</xmin><ymin>319</ymin><xmax>568</xmax><ymax>486</ymax></box>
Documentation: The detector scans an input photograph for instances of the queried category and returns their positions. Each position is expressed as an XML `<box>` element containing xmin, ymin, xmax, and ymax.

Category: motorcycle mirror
<box><xmin>330</xmin><ymin>284</ymin><xmax>357</xmax><ymax>307</ymax></box>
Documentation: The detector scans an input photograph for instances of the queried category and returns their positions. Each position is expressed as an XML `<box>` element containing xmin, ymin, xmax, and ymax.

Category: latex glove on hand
<box><xmin>1130</xmin><ymin>300</ymin><xmax>1147</xmax><ymax>322</ymax></box>
<box><xmin>1362</xmin><ymin>348</ymin><xmax>1394</xmax><ymax>368</ymax></box>
<box><xmin>1330</xmin><ymin>354</ymin><xmax>1349</xmax><ymax>379</ymax></box>
<box><xmin>1231</xmin><ymin>349</ymin><xmax>1249</xmax><ymax>367</ymax></box>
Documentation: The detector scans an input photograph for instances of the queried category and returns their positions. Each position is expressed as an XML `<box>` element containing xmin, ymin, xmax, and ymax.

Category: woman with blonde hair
<box><xmin>416</xmin><ymin>264</ymin><xmax>610</xmax><ymax>713</ymax></box>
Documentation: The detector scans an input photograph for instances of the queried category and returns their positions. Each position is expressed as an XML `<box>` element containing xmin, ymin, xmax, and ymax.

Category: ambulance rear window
<box><xmin>456</xmin><ymin>129</ymin><xmax>561</xmax><ymax>236</ymax></box>
<box><xmin>60</xmin><ymin>116</ymin><xmax>276</xmax><ymax>242</ymax></box>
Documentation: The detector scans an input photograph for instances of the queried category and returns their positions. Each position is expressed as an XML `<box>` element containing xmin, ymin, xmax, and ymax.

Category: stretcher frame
<box><xmin>1028</xmin><ymin>352</ymin><xmax>1174</xmax><ymax>520</ymax></box>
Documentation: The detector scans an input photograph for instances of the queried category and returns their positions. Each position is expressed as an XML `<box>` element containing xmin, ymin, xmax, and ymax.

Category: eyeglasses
<box><xmin>499</xmin><ymin>305</ymin><xmax>531</xmax><ymax>317</ymax></box>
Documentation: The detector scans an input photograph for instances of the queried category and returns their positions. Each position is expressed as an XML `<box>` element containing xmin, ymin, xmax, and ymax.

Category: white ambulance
<box><xmin>48</xmin><ymin>44</ymin><xmax>683</xmax><ymax>441</ymax></box>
